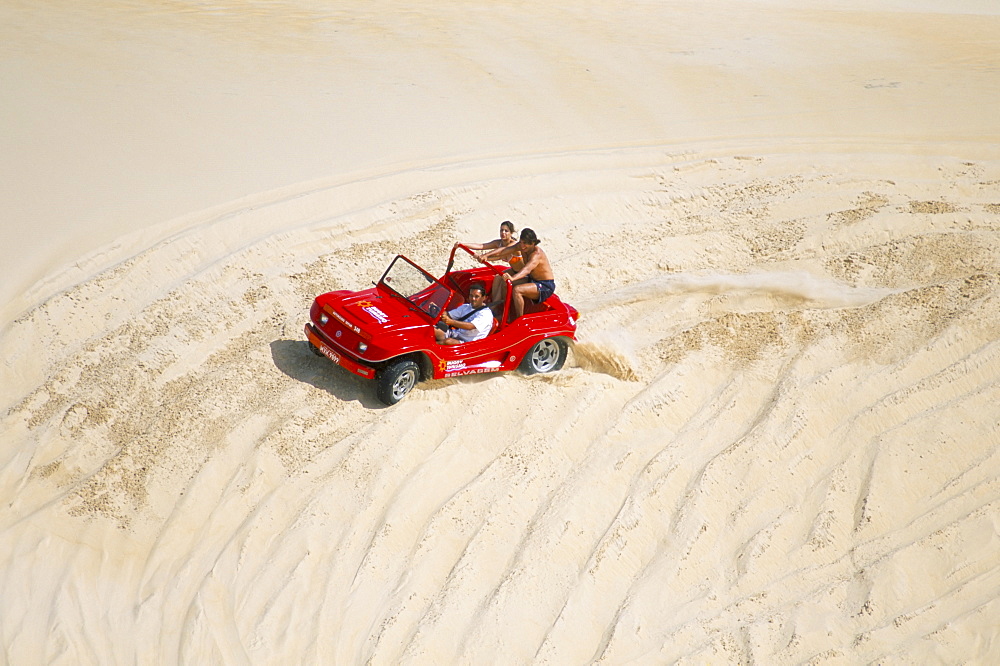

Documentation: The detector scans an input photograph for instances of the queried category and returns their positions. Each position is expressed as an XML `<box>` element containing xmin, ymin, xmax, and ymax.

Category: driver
<box><xmin>434</xmin><ymin>284</ymin><xmax>493</xmax><ymax>345</ymax></box>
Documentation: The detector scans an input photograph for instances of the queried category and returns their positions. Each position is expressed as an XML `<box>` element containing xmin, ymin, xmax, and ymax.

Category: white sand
<box><xmin>2</xmin><ymin>1</ymin><xmax>999</xmax><ymax>663</ymax></box>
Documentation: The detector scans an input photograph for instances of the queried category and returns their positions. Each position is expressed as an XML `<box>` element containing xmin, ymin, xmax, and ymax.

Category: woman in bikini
<box><xmin>455</xmin><ymin>221</ymin><xmax>524</xmax><ymax>303</ymax></box>
<box><xmin>455</xmin><ymin>220</ymin><xmax>519</xmax><ymax>260</ymax></box>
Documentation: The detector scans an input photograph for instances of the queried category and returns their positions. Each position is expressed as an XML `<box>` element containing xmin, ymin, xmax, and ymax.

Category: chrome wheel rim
<box><xmin>392</xmin><ymin>368</ymin><xmax>417</xmax><ymax>400</ymax></box>
<box><xmin>531</xmin><ymin>339</ymin><xmax>559</xmax><ymax>373</ymax></box>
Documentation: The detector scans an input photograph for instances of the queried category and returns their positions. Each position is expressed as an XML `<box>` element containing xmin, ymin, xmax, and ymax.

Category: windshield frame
<box><xmin>377</xmin><ymin>255</ymin><xmax>453</xmax><ymax>320</ymax></box>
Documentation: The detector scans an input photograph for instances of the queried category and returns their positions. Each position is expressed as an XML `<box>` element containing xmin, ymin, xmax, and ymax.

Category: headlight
<box><xmin>357</xmin><ymin>342</ymin><xmax>368</xmax><ymax>353</ymax></box>
<box><xmin>319</xmin><ymin>313</ymin><xmax>329</xmax><ymax>325</ymax></box>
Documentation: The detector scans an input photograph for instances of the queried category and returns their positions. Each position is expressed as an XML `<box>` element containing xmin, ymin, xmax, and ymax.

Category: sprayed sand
<box><xmin>2</xmin><ymin>2</ymin><xmax>999</xmax><ymax>664</ymax></box>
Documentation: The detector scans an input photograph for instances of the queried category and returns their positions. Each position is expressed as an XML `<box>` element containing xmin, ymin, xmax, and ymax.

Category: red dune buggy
<box><xmin>305</xmin><ymin>244</ymin><xmax>578</xmax><ymax>405</ymax></box>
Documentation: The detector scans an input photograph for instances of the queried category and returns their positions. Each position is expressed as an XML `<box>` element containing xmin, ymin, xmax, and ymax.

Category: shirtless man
<box><xmin>490</xmin><ymin>227</ymin><xmax>556</xmax><ymax>320</ymax></box>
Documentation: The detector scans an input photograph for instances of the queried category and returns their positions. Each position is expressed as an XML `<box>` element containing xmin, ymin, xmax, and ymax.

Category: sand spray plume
<box><xmin>569</xmin><ymin>273</ymin><xmax>895</xmax><ymax>382</ymax></box>
<box><xmin>571</xmin><ymin>328</ymin><xmax>640</xmax><ymax>381</ymax></box>
<box><xmin>577</xmin><ymin>271</ymin><xmax>897</xmax><ymax>314</ymax></box>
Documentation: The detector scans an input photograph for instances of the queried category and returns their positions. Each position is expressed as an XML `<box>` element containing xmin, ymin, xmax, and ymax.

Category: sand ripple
<box><xmin>2</xmin><ymin>145</ymin><xmax>999</xmax><ymax>663</ymax></box>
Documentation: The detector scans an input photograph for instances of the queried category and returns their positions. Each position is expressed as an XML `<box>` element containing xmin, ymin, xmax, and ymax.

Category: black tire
<box><xmin>309</xmin><ymin>340</ymin><xmax>325</xmax><ymax>357</ymax></box>
<box><xmin>376</xmin><ymin>359</ymin><xmax>420</xmax><ymax>405</ymax></box>
<box><xmin>519</xmin><ymin>337</ymin><xmax>567</xmax><ymax>375</ymax></box>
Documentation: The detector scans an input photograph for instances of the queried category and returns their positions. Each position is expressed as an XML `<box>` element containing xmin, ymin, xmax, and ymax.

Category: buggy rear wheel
<box><xmin>376</xmin><ymin>359</ymin><xmax>420</xmax><ymax>405</ymax></box>
<box><xmin>519</xmin><ymin>337</ymin><xmax>567</xmax><ymax>375</ymax></box>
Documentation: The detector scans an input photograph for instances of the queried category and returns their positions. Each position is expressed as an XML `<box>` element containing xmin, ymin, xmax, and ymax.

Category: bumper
<box><xmin>305</xmin><ymin>323</ymin><xmax>377</xmax><ymax>379</ymax></box>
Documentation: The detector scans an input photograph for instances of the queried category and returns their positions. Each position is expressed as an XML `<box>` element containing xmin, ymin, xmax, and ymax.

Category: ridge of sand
<box><xmin>3</xmin><ymin>144</ymin><xmax>999</xmax><ymax>663</ymax></box>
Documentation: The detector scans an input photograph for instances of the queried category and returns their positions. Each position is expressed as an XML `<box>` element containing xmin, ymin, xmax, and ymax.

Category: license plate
<box><xmin>321</xmin><ymin>347</ymin><xmax>341</xmax><ymax>364</ymax></box>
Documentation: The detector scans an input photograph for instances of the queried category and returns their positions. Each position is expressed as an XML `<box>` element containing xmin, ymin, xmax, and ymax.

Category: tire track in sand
<box><xmin>2</xmin><ymin>144</ymin><xmax>1000</xmax><ymax>663</ymax></box>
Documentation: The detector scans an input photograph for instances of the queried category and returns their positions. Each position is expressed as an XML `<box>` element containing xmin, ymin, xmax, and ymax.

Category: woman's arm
<box><xmin>479</xmin><ymin>245</ymin><xmax>507</xmax><ymax>261</ymax></box>
<box><xmin>488</xmin><ymin>243</ymin><xmax>519</xmax><ymax>262</ymax></box>
<box><xmin>455</xmin><ymin>238</ymin><xmax>501</xmax><ymax>252</ymax></box>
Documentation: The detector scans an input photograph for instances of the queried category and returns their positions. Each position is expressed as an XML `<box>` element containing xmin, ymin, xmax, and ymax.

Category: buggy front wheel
<box><xmin>376</xmin><ymin>359</ymin><xmax>420</xmax><ymax>405</ymax></box>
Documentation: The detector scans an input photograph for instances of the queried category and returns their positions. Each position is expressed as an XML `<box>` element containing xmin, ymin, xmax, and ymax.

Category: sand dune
<box><xmin>3</xmin><ymin>1</ymin><xmax>1000</xmax><ymax>664</ymax></box>
<box><xmin>3</xmin><ymin>145</ymin><xmax>998</xmax><ymax>663</ymax></box>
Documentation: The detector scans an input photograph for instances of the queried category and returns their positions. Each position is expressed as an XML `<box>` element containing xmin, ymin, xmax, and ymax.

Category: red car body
<box><xmin>305</xmin><ymin>245</ymin><xmax>578</xmax><ymax>404</ymax></box>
